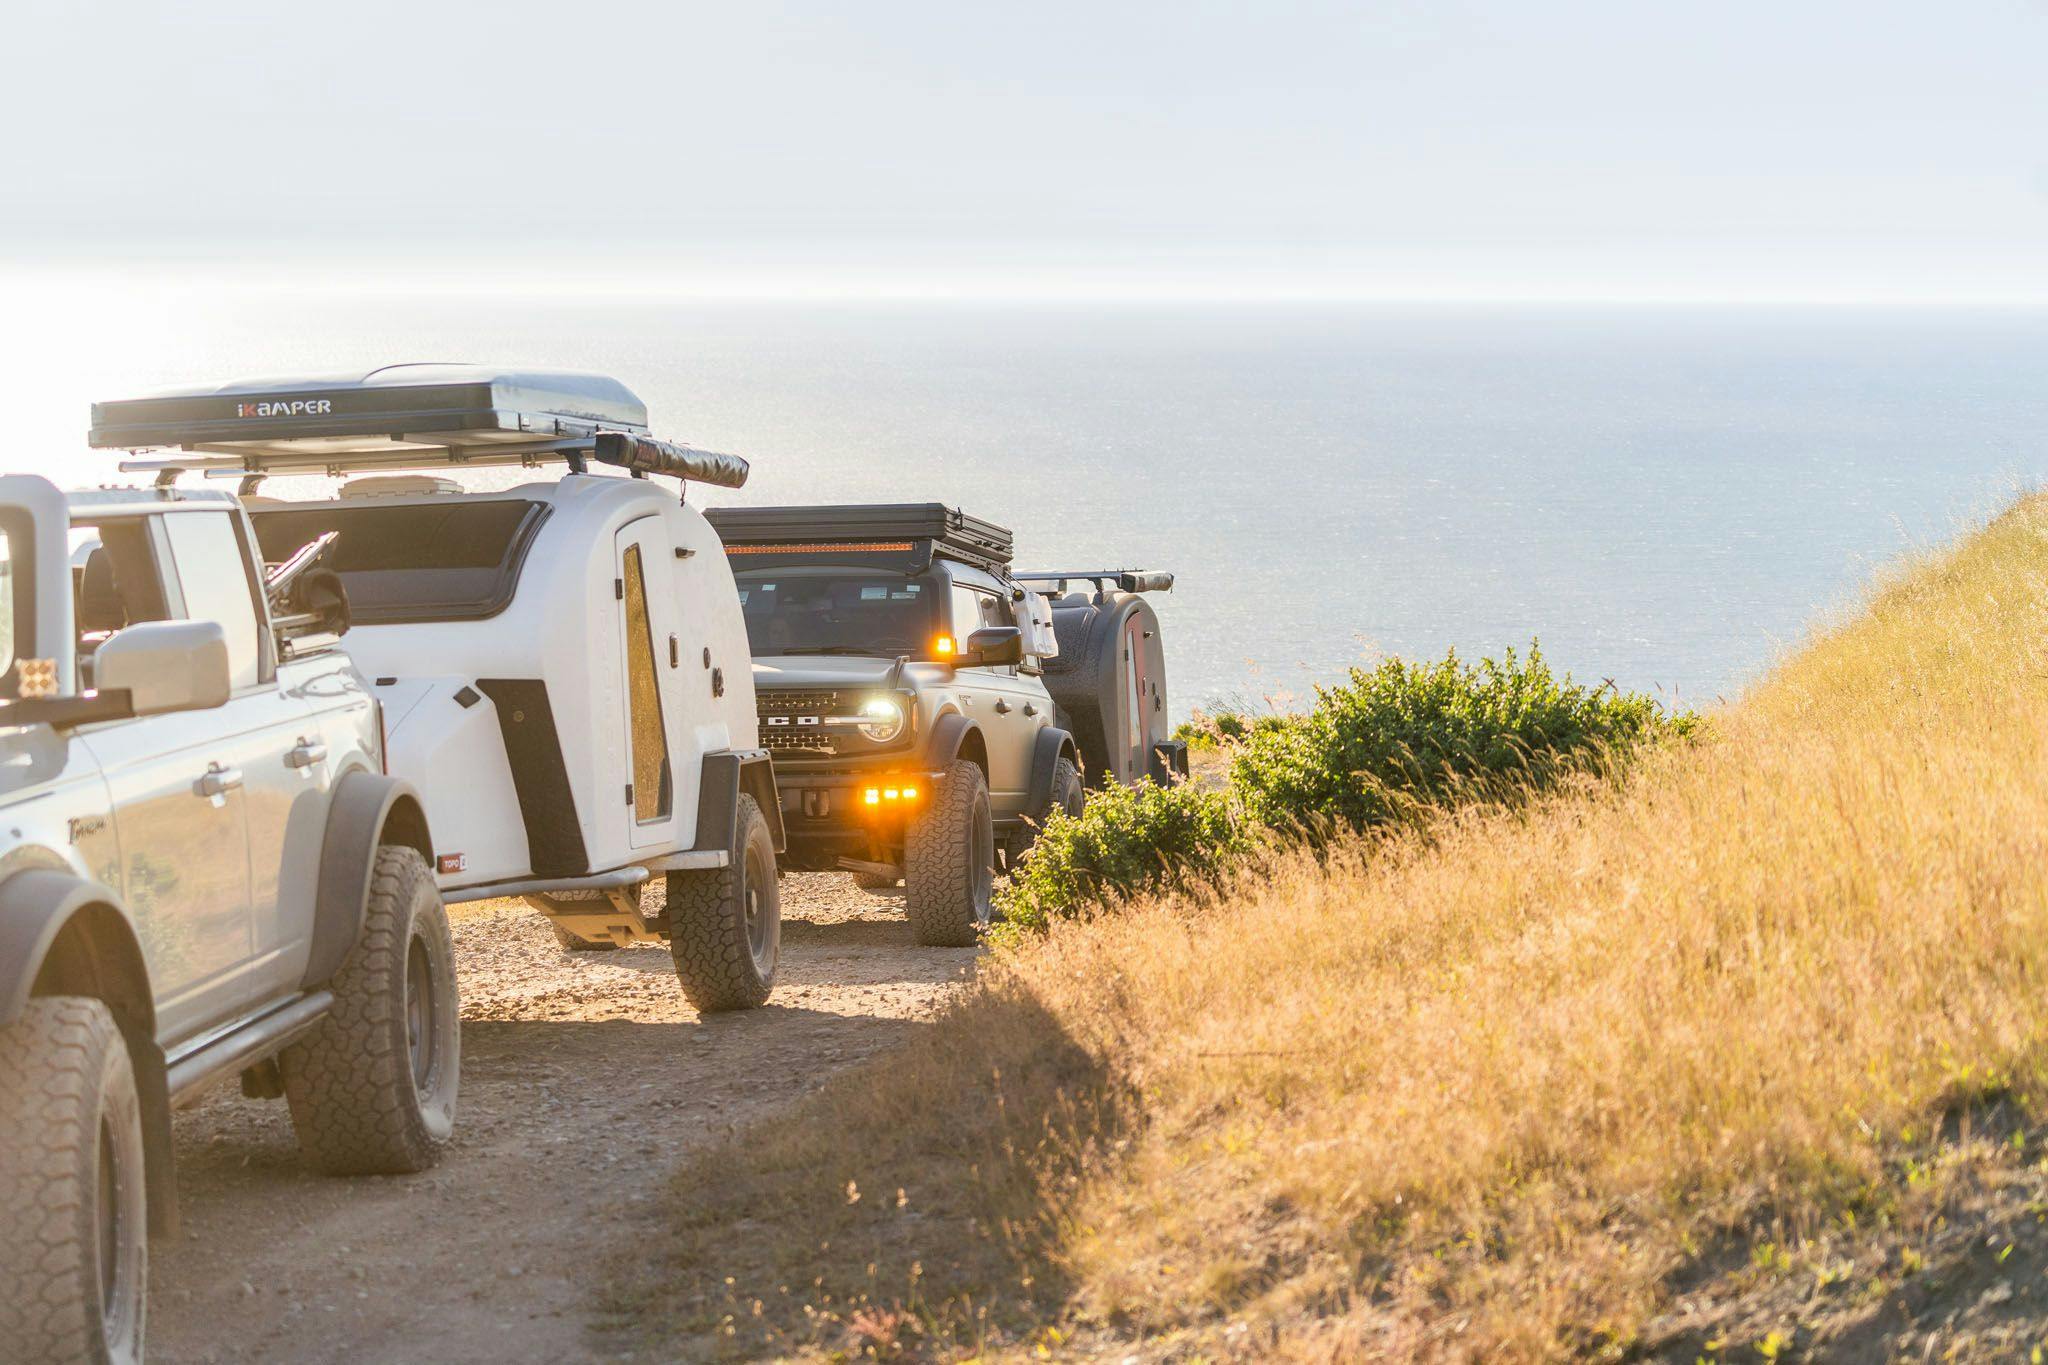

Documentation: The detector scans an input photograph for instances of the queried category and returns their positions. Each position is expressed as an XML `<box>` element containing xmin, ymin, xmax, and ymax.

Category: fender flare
<box><xmin>0</xmin><ymin>869</ymin><xmax>176</xmax><ymax>1233</ymax></box>
<box><xmin>305</xmin><ymin>770</ymin><xmax>433</xmax><ymax>990</ymax></box>
<box><xmin>924</xmin><ymin>712</ymin><xmax>986</xmax><ymax>776</ymax></box>
<box><xmin>1025</xmin><ymin>727</ymin><xmax>1082</xmax><ymax>824</ymax></box>
<box><xmin>695</xmin><ymin>749</ymin><xmax>786</xmax><ymax>855</ymax></box>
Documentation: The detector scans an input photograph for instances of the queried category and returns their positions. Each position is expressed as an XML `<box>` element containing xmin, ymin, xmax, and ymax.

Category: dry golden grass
<box><xmin>620</xmin><ymin>495</ymin><xmax>2048</xmax><ymax>1361</ymax></box>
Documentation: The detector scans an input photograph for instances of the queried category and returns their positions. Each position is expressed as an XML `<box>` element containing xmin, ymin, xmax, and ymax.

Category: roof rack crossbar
<box><xmin>118</xmin><ymin>432</ymin><xmax>750</xmax><ymax>489</ymax></box>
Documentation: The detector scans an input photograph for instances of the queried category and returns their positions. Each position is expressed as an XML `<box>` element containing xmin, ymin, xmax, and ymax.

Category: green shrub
<box><xmin>1231</xmin><ymin>643</ymin><xmax>1694</xmax><ymax>837</ymax></box>
<box><xmin>997</xmin><ymin>780</ymin><xmax>1251</xmax><ymax>932</ymax></box>
<box><xmin>1172</xmin><ymin>708</ymin><xmax>1292</xmax><ymax>752</ymax></box>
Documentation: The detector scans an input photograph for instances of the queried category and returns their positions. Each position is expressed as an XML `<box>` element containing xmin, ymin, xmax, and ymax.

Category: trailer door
<box><xmin>616</xmin><ymin>518</ymin><xmax>680</xmax><ymax>850</ymax></box>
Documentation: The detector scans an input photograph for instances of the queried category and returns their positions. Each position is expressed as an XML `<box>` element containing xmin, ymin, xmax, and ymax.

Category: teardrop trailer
<box><xmin>90</xmin><ymin>365</ymin><xmax>788</xmax><ymax>1010</ymax></box>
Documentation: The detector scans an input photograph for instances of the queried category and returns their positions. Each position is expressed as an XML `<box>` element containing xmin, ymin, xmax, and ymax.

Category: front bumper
<box><xmin>769</xmin><ymin>762</ymin><xmax>948</xmax><ymax>869</ymax></box>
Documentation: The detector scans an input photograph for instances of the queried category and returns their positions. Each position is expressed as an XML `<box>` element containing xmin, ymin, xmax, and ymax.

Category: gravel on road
<box><xmin>147</xmin><ymin>876</ymin><xmax>975</xmax><ymax>1364</ymax></box>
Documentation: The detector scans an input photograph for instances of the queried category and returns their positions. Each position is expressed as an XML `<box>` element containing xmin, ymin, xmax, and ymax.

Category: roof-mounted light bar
<box><xmin>724</xmin><ymin>541</ymin><xmax>917</xmax><ymax>556</ymax></box>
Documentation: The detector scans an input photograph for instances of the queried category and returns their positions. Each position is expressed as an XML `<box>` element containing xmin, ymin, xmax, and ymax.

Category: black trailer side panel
<box><xmin>1044</xmin><ymin>592</ymin><xmax>1174</xmax><ymax>787</ymax></box>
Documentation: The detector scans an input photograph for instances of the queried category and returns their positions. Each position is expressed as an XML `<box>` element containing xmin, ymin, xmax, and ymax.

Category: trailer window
<box><xmin>620</xmin><ymin>544</ymin><xmax>672</xmax><ymax>824</ymax></box>
<box><xmin>249</xmin><ymin>501</ymin><xmax>548</xmax><ymax>624</ymax></box>
<box><xmin>734</xmin><ymin>570</ymin><xmax>934</xmax><ymax>657</ymax></box>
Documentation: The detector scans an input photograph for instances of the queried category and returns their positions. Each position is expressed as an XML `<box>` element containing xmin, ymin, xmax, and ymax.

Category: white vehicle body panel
<box><xmin>0</xmin><ymin>483</ymin><xmax>384</xmax><ymax>1052</ymax></box>
<box><xmin>258</xmin><ymin>475</ymin><xmax>759</xmax><ymax>895</ymax></box>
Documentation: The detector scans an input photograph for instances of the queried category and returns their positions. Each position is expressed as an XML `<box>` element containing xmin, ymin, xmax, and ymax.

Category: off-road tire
<box><xmin>905</xmin><ymin>759</ymin><xmax>996</xmax><ymax>946</ymax></box>
<box><xmin>668</xmin><ymin>794</ymin><xmax>781</xmax><ymax>1012</ymax></box>
<box><xmin>0</xmin><ymin>996</ymin><xmax>147</xmax><ymax>1365</ymax></box>
<box><xmin>851</xmin><ymin>869</ymin><xmax>899</xmax><ymax>891</ymax></box>
<box><xmin>283</xmin><ymin>846</ymin><xmax>460</xmax><ymax>1176</ymax></box>
<box><xmin>1049</xmin><ymin>755</ymin><xmax>1086</xmax><ymax>824</ymax></box>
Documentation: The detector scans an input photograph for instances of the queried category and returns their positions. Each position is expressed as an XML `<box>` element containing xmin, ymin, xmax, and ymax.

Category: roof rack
<box><xmin>705</xmin><ymin>503</ymin><xmax>1014</xmax><ymax>573</ymax></box>
<box><xmin>89</xmin><ymin>364</ymin><xmax>749</xmax><ymax>491</ymax></box>
<box><xmin>1014</xmin><ymin>570</ymin><xmax>1175</xmax><ymax>595</ymax></box>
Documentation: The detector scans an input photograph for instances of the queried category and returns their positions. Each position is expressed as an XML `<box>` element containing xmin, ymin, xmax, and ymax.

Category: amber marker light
<box><xmin>933</xmin><ymin>634</ymin><xmax>956</xmax><ymax>657</ymax></box>
<box><xmin>864</xmin><ymin>788</ymin><xmax>882</xmax><ymax>806</ymax></box>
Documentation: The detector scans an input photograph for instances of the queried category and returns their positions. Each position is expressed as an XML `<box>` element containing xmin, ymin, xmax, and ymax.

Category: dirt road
<box><xmin>147</xmin><ymin>877</ymin><xmax>976</xmax><ymax>1364</ymax></box>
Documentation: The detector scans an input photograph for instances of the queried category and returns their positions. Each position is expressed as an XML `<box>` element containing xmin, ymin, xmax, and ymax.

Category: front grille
<box><xmin>757</xmin><ymin>689</ymin><xmax>842</xmax><ymax>716</ymax></box>
<box><xmin>762</xmin><ymin>730</ymin><xmax>835</xmax><ymax>755</ymax></box>
<box><xmin>758</xmin><ymin>688</ymin><xmax>846</xmax><ymax>758</ymax></box>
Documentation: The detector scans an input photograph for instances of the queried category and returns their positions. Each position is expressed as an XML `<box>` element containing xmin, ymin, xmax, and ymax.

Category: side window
<box><xmin>948</xmin><ymin>583</ymin><xmax>1014</xmax><ymax>671</ymax></box>
<box><xmin>162</xmin><ymin>512</ymin><xmax>262</xmax><ymax>690</ymax></box>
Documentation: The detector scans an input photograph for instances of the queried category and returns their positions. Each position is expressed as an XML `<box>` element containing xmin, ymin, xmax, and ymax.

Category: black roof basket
<box><xmin>705</xmin><ymin>503</ymin><xmax>1013</xmax><ymax>574</ymax></box>
<box><xmin>88</xmin><ymin>364</ymin><xmax>749</xmax><ymax>491</ymax></box>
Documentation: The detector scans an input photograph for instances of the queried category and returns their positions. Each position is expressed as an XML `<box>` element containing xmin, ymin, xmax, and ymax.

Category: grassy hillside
<box><xmin>615</xmin><ymin>496</ymin><xmax>2048</xmax><ymax>1362</ymax></box>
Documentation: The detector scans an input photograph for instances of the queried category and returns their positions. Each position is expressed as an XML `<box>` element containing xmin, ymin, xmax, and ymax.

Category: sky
<box><xmin>4</xmin><ymin>0</ymin><xmax>2047</xmax><ymax>300</ymax></box>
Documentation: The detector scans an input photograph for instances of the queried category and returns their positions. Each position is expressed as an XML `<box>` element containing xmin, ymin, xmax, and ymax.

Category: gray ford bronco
<box><xmin>705</xmin><ymin>504</ymin><xmax>1182</xmax><ymax>946</ymax></box>
<box><xmin>0</xmin><ymin>476</ymin><xmax>454</xmax><ymax>1364</ymax></box>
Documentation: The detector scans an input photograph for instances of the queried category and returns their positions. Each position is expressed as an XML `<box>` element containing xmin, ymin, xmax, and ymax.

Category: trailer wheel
<box><xmin>851</xmin><ymin>869</ymin><xmax>899</xmax><ymax>891</ymax></box>
<box><xmin>667</xmin><ymin>794</ymin><xmax>781</xmax><ymax>1011</ymax></box>
<box><xmin>283</xmin><ymin>846</ymin><xmax>460</xmax><ymax>1176</ymax></box>
<box><xmin>0</xmin><ymin>996</ymin><xmax>147</xmax><ymax>1365</ymax></box>
<box><xmin>905</xmin><ymin>758</ymin><xmax>996</xmax><ymax>946</ymax></box>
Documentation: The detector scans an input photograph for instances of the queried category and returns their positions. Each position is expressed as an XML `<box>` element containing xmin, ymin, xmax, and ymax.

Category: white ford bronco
<box><xmin>0</xmin><ymin>475</ymin><xmax>455</xmax><ymax>1364</ymax></box>
<box><xmin>704</xmin><ymin>504</ymin><xmax>1183</xmax><ymax>945</ymax></box>
<box><xmin>92</xmin><ymin>365</ymin><xmax>785</xmax><ymax>1011</ymax></box>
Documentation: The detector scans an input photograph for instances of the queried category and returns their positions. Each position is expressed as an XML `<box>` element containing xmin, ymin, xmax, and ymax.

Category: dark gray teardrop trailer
<box><xmin>1018</xmin><ymin>572</ymin><xmax>1188</xmax><ymax>788</ymax></box>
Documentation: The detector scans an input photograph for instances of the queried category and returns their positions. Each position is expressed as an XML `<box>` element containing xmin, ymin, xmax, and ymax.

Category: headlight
<box><xmin>856</xmin><ymin>695</ymin><xmax>906</xmax><ymax>743</ymax></box>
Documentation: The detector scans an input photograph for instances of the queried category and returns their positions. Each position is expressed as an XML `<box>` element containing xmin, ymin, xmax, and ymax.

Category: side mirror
<box><xmin>94</xmin><ymin>621</ymin><xmax>231</xmax><ymax>717</ymax></box>
<box><xmin>959</xmin><ymin>626</ymin><xmax>1024</xmax><ymax>668</ymax></box>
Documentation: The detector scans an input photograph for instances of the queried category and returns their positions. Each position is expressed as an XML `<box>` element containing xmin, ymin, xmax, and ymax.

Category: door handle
<box><xmin>197</xmin><ymin>763</ymin><xmax>244</xmax><ymax>798</ymax></box>
<box><xmin>993</xmin><ymin>699</ymin><xmax>1011</xmax><ymax>715</ymax></box>
<box><xmin>1022</xmin><ymin>702</ymin><xmax>1038</xmax><ymax>717</ymax></box>
<box><xmin>285</xmin><ymin>739</ymin><xmax>328</xmax><ymax>770</ymax></box>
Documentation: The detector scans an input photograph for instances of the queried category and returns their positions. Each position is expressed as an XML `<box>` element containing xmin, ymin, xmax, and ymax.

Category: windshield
<box><xmin>735</xmin><ymin>569</ymin><xmax>935</xmax><ymax>657</ymax></box>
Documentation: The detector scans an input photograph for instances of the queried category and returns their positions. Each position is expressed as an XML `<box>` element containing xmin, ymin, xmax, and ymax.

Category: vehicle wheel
<box><xmin>284</xmin><ymin>846</ymin><xmax>461</xmax><ymax>1176</ymax></box>
<box><xmin>851</xmin><ymin>869</ymin><xmax>898</xmax><ymax>891</ymax></box>
<box><xmin>667</xmin><ymin>794</ymin><xmax>781</xmax><ymax>1011</ymax></box>
<box><xmin>0</xmin><ymin>996</ymin><xmax>147</xmax><ymax>1365</ymax></box>
<box><xmin>1049</xmin><ymin>755</ymin><xmax>1086</xmax><ymax>823</ymax></box>
<box><xmin>904</xmin><ymin>758</ymin><xmax>996</xmax><ymax>946</ymax></box>
<box><xmin>1005</xmin><ymin>754</ymin><xmax>1086</xmax><ymax>871</ymax></box>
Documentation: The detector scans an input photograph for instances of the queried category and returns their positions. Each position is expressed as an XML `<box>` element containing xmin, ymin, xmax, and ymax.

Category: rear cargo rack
<box><xmin>706</xmin><ymin>503</ymin><xmax>1013</xmax><ymax>573</ymax></box>
<box><xmin>1014</xmin><ymin>570</ymin><xmax>1175</xmax><ymax>595</ymax></box>
<box><xmin>89</xmin><ymin>364</ymin><xmax>749</xmax><ymax>491</ymax></box>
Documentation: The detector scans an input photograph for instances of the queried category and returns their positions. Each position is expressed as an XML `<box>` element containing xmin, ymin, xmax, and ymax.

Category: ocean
<box><xmin>8</xmin><ymin>275</ymin><xmax>2044</xmax><ymax>719</ymax></box>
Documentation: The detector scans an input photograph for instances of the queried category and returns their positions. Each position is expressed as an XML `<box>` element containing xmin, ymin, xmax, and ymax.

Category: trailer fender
<box><xmin>0</xmin><ymin>869</ymin><xmax>177</xmax><ymax>1233</ymax></box>
<box><xmin>1025</xmin><ymin>727</ymin><xmax>1082</xmax><ymax>824</ymax></box>
<box><xmin>304</xmin><ymin>771</ymin><xmax>433</xmax><ymax>991</ymax></box>
<box><xmin>696</xmin><ymin>749</ymin><xmax>786</xmax><ymax>855</ymax></box>
<box><xmin>925</xmin><ymin>712</ymin><xmax>987</xmax><ymax>778</ymax></box>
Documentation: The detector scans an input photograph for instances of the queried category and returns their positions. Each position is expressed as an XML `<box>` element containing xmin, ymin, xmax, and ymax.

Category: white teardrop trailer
<box><xmin>90</xmin><ymin>366</ymin><xmax>787</xmax><ymax>1010</ymax></box>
